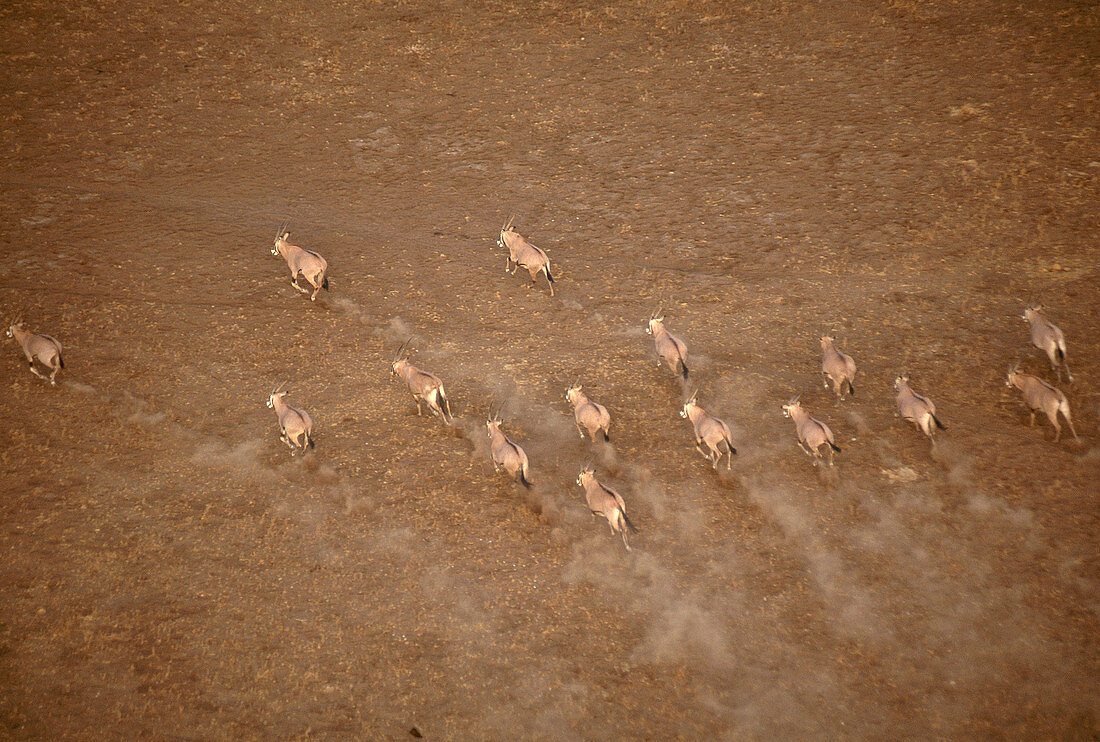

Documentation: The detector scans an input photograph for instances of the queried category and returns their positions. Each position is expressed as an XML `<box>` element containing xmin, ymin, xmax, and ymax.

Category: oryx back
<box><xmin>783</xmin><ymin>400</ymin><xmax>840</xmax><ymax>466</ymax></box>
<box><xmin>487</xmin><ymin>420</ymin><xmax>531</xmax><ymax>487</ymax></box>
<box><xmin>648</xmin><ymin>318</ymin><xmax>689</xmax><ymax>379</ymax></box>
<box><xmin>269</xmin><ymin>390</ymin><xmax>315</xmax><ymax>453</ymax></box>
<box><xmin>821</xmin><ymin>336</ymin><xmax>856</xmax><ymax>398</ymax></box>
<box><xmin>498</xmin><ymin>222</ymin><xmax>555</xmax><ymax>295</ymax></box>
<box><xmin>274</xmin><ymin>231</ymin><xmax>329</xmax><ymax>301</ymax></box>
<box><xmin>1024</xmin><ymin>307</ymin><xmax>1072</xmax><ymax>382</ymax></box>
<box><xmin>567</xmin><ymin>386</ymin><xmax>611</xmax><ymax>441</ymax></box>
<box><xmin>1007</xmin><ymin>370</ymin><xmax>1078</xmax><ymax>442</ymax></box>
<box><xmin>682</xmin><ymin>397</ymin><xmax>736</xmax><ymax>470</ymax></box>
<box><xmin>394</xmin><ymin>357</ymin><xmax>452</xmax><ymax>423</ymax></box>
<box><xmin>8</xmin><ymin>322</ymin><xmax>64</xmax><ymax>385</ymax></box>
<box><xmin>578</xmin><ymin>469</ymin><xmax>637</xmax><ymax>550</ymax></box>
<box><xmin>894</xmin><ymin>376</ymin><xmax>945</xmax><ymax>440</ymax></box>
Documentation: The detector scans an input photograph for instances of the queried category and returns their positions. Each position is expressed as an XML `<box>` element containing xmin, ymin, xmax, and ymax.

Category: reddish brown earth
<box><xmin>1</xmin><ymin>0</ymin><xmax>1098</xmax><ymax>739</ymax></box>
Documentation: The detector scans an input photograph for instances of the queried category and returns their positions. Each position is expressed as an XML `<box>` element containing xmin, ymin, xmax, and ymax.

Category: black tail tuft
<box><xmin>602</xmin><ymin>430</ymin><xmax>610</xmax><ymax>442</ymax></box>
<box><xmin>829</xmin><ymin>441</ymin><xmax>841</xmax><ymax>452</ymax></box>
<box><xmin>1055</xmin><ymin>347</ymin><xmax>1064</xmax><ymax>364</ymax></box>
<box><xmin>847</xmin><ymin>381</ymin><xmax>855</xmax><ymax>396</ymax></box>
<box><xmin>439</xmin><ymin>390</ymin><xmax>453</xmax><ymax>423</ymax></box>
<box><xmin>622</xmin><ymin>510</ymin><xmax>639</xmax><ymax>534</ymax></box>
<box><xmin>58</xmin><ymin>356</ymin><xmax>65</xmax><ymax>369</ymax></box>
<box><xmin>679</xmin><ymin>360</ymin><xmax>689</xmax><ymax>379</ymax></box>
<box><xmin>543</xmin><ymin>265</ymin><xmax>555</xmax><ymax>285</ymax></box>
<box><xmin>519</xmin><ymin>471</ymin><xmax>532</xmax><ymax>489</ymax></box>
<box><xmin>308</xmin><ymin>434</ymin><xmax>315</xmax><ymax>449</ymax></box>
<box><xmin>932</xmin><ymin>415</ymin><xmax>946</xmax><ymax>431</ymax></box>
<box><xmin>322</xmin><ymin>275</ymin><xmax>330</xmax><ymax>291</ymax></box>
<box><xmin>725</xmin><ymin>439</ymin><xmax>738</xmax><ymax>456</ymax></box>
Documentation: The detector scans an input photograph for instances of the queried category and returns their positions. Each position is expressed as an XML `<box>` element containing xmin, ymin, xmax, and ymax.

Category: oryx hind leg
<box><xmin>280</xmin><ymin>430</ymin><xmax>297</xmax><ymax>452</ymax></box>
<box><xmin>1061</xmin><ymin>410</ymin><xmax>1079</xmax><ymax>442</ymax></box>
<box><xmin>290</xmin><ymin>274</ymin><xmax>310</xmax><ymax>294</ymax></box>
<box><xmin>28</xmin><ymin>363</ymin><xmax>49</xmax><ymax>382</ymax></box>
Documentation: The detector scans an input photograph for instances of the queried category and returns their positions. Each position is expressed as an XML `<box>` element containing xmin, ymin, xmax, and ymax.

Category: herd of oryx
<box><xmin>5</xmin><ymin>221</ymin><xmax>1084</xmax><ymax>550</ymax></box>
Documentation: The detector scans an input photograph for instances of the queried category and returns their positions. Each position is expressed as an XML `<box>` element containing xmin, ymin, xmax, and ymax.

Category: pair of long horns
<box><xmin>786</xmin><ymin>393</ymin><xmax>803</xmax><ymax>405</ymax></box>
<box><xmin>501</xmin><ymin>215</ymin><xmax>516</xmax><ymax>232</ymax></box>
<box><xmin>271</xmin><ymin>380</ymin><xmax>290</xmax><ymax>395</ymax></box>
<box><xmin>274</xmin><ymin>219</ymin><xmax>290</xmax><ymax>241</ymax></box>
<box><xmin>649</xmin><ymin>306</ymin><xmax>664</xmax><ymax>321</ymax></box>
<box><xmin>393</xmin><ymin>338</ymin><xmax>413</xmax><ymax>363</ymax></box>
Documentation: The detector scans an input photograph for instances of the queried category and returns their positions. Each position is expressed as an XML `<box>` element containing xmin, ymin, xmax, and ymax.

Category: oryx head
<box><xmin>1005</xmin><ymin>362</ymin><xmax>1022</xmax><ymax>387</ymax></box>
<box><xmin>565</xmin><ymin>380</ymin><xmax>582</xmax><ymax>404</ymax></box>
<box><xmin>680</xmin><ymin>390</ymin><xmax>699</xmax><ymax>418</ymax></box>
<box><xmin>391</xmin><ymin>339</ymin><xmax>412</xmax><ymax>377</ymax></box>
<box><xmin>272</xmin><ymin>220</ymin><xmax>290</xmax><ymax>255</ymax></box>
<box><xmin>5</xmin><ymin>317</ymin><xmax>21</xmax><ymax>339</ymax></box>
<box><xmin>576</xmin><ymin>463</ymin><xmax>595</xmax><ymax>488</ymax></box>
<box><xmin>498</xmin><ymin>215</ymin><xmax>516</xmax><ymax>249</ymax></box>
<box><xmin>485</xmin><ymin>404</ymin><xmax>503</xmax><ymax>437</ymax></box>
<box><xmin>267</xmin><ymin>381</ymin><xmax>289</xmax><ymax>408</ymax></box>
<box><xmin>781</xmin><ymin>393</ymin><xmax>803</xmax><ymax>418</ymax></box>
<box><xmin>646</xmin><ymin>307</ymin><xmax>664</xmax><ymax>335</ymax></box>
<box><xmin>1022</xmin><ymin>305</ymin><xmax>1042</xmax><ymax>323</ymax></box>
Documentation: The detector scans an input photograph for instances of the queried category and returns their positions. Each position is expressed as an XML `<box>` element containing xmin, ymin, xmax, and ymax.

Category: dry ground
<box><xmin>1</xmin><ymin>0</ymin><xmax>1098</xmax><ymax>739</ymax></box>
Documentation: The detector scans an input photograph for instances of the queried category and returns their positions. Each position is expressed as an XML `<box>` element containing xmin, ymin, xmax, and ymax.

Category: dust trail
<box><xmin>594</xmin><ymin>439</ymin><xmax>622</xmax><ymax>475</ymax></box>
<box><xmin>332</xmin><ymin>296</ymin><xmax>376</xmax><ymax>326</ymax></box>
<box><xmin>118</xmin><ymin>390</ymin><xmax>166</xmax><ymax>427</ymax></box>
<box><xmin>844</xmin><ymin>409</ymin><xmax>872</xmax><ymax>436</ymax></box>
<box><xmin>741</xmin><ymin>475</ymin><xmax>895</xmax><ymax>643</ymax></box>
<box><xmin>375</xmin><ymin>316</ymin><xmax>412</xmax><ymax>343</ymax></box>
<box><xmin>563</xmin><ymin>542</ymin><xmax>737</xmax><ymax>672</ymax></box>
<box><xmin>191</xmin><ymin>437</ymin><xmax>280</xmax><ymax>483</ymax></box>
<box><xmin>417</xmin><ymin>562</ymin><xmax>591</xmax><ymax>740</ymax></box>
<box><xmin>62</xmin><ymin>379</ymin><xmax>98</xmax><ymax>395</ymax></box>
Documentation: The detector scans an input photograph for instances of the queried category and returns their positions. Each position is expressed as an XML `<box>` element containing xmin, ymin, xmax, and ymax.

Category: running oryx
<box><xmin>266</xmin><ymin>382</ymin><xmax>315</xmax><ymax>454</ymax></box>
<box><xmin>1005</xmin><ymin>364</ymin><xmax>1079</xmax><ymax>443</ymax></box>
<box><xmin>577</xmin><ymin>465</ymin><xmax>637</xmax><ymax>550</ymax></box>
<box><xmin>820</xmin><ymin>336</ymin><xmax>856</xmax><ymax>399</ymax></box>
<box><xmin>565</xmin><ymin>382</ymin><xmax>611</xmax><ymax>442</ymax></box>
<box><xmin>486</xmin><ymin>407</ymin><xmax>532</xmax><ymax>488</ymax></box>
<box><xmin>1022</xmin><ymin>306</ymin><xmax>1073</xmax><ymax>383</ymax></box>
<box><xmin>680</xmin><ymin>391</ymin><xmax>737</xmax><ymax>470</ymax></box>
<box><xmin>646</xmin><ymin>309</ymin><xmax>689</xmax><ymax>380</ymax></box>
<box><xmin>390</xmin><ymin>340</ymin><xmax>453</xmax><ymax>424</ymax></box>
<box><xmin>782</xmin><ymin>395</ymin><xmax>841</xmax><ymax>467</ymax></box>
<box><xmin>497</xmin><ymin>217</ymin><xmax>555</xmax><ymax>296</ymax></box>
<box><xmin>894</xmin><ymin>375</ymin><xmax>946</xmax><ymax>443</ymax></box>
<box><xmin>271</xmin><ymin>223</ymin><xmax>330</xmax><ymax>301</ymax></box>
<box><xmin>6</xmin><ymin>319</ymin><xmax>64</xmax><ymax>386</ymax></box>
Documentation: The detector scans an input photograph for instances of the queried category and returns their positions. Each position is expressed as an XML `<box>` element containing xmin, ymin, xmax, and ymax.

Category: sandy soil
<box><xmin>1</xmin><ymin>0</ymin><xmax>1098</xmax><ymax>739</ymax></box>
